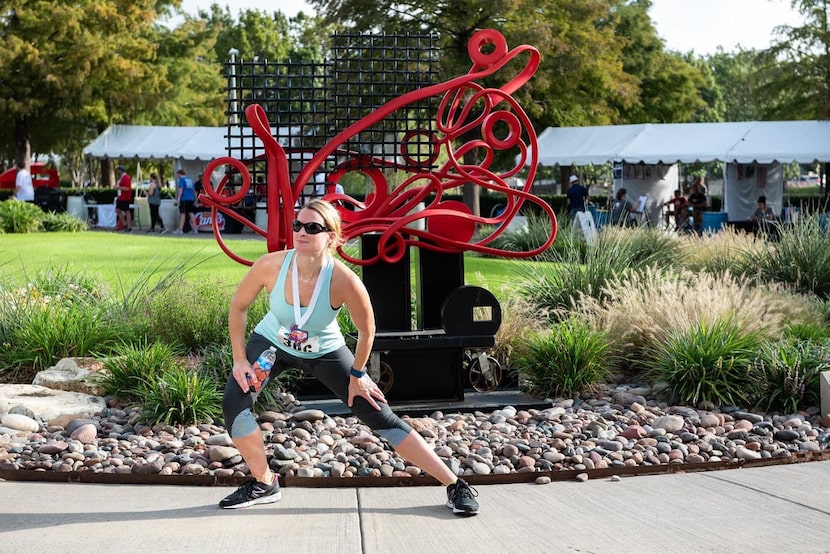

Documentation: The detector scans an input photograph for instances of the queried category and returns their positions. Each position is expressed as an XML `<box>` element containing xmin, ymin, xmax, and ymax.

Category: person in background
<box><xmin>194</xmin><ymin>177</ymin><xmax>204</xmax><ymax>207</ymax></box>
<box><xmin>687</xmin><ymin>182</ymin><xmax>707</xmax><ymax>233</ymax></box>
<box><xmin>218</xmin><ymin>199</ymin><xmax>480</xmax><ymax>516</ymax></box>
<box><xmin>611</xmin><ymin>188</ymin><xmax>636</xmax><ymax>226</ymax></box>
<box><xmin>662</xmin><ymin>189</ymin><xmax>687</xmax><ymax>231</ymax></box>
<box><xmin>12</xmin><ymin>160</ymin><xmax>34</xmax><ymax>202</ymax></box>
<box><xmin>566</xmin><ymin>174</ymin><xmax>589</xmax><ymax>218</ymax></box>
<box><xmin>115</xmin><ymin>165</ymin><xmax>133</xmax><ymax>232</ymax></box>
<box><xmin>750</xmin><ymin>195</ymin><xmax>777</xmax><ymax>236</ymax></box>
<box><xmin>146</xmin><ymin>173</ymin><xmax>166</xmax><ymax>233</ymax></box>
<box><xmin>173</xmin><ymin>169</ymin><xmax>199</xmax><ymax>235</ymax></box>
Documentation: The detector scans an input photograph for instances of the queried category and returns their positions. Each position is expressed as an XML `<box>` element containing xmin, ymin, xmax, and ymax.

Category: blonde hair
<box><xmin>300</xmin><ymin>199</ymin><xmax>344</xmax><ymax>253</ymax></box>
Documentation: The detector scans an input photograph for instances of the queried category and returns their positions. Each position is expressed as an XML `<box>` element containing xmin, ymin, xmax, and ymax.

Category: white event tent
<box><xmin>83</xmin><ymin>124</ymin><xmax>299</xmax><ymax>183</ymax></box>
<box><xmin>530</xmin><ymin>121</ymin><xmax>830</xmax><ymax>222</ymax></box>
<box><xmin>83</xmin><ymin>125</ymin><xmax>235</xmax><ymax>182</ymax></box>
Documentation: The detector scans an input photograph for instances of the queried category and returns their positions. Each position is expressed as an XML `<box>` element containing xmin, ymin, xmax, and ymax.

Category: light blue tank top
<box><xmin>254</xmin><ymin>250</ymin><xmax>345</xmax><ymax>358</ymax></box>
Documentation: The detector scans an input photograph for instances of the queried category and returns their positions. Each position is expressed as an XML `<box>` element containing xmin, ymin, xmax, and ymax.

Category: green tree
<box><xmin>140</xmin><ymin>18</ymin><xmax>226</xmax><ymax>127</ymax></box>
<box><xmin>614</xmin><ymin>0</ymin><xmax>706</xmax><ymax>123</ymax></box>
<box><xmin>0</xmin><ymin>1</ymin><xmax>173</xmax><ymax>178</ymax></box>
<box><xmin>696</xmin><ymin>48</ymin><xmax>768</xmax><ymax>122</ymax></box>
<box><xmin>764</xmin><ymin>0</ymin><xmax>830</xmax><ymax>119</ymax></box>
<box><xmin>310</xmin><ymin>0</ymin><xmax>637</xmax><ymax>206</ymax></box>
<box><xmin>203</xmin><ymin>5</ymin><xmax>294</xmax><ymax>62</ymax></box>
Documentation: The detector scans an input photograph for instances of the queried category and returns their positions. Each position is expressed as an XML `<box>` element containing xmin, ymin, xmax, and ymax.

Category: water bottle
<box><xmin>247</xmin><ymin>346</ymin><xmax>277</xmax><ymax>393</ymax></box>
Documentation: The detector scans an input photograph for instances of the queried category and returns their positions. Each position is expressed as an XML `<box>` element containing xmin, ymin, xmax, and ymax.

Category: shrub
<box><xmin>575</xmin><ymin>267</ymin><xmax>819</xmax><ymax>375</ymax></box>
<box><xmin>749</xmin><ymin>339</ymin><xmax>829</xmax><ymax>414</ymax></box>
<box><xmin>518</xmin><ymin>226</ymin><xmax>682</xmax><ymax>319</ymax></box>
<box><xmin>140</xmin><ymin>366</ymin><xmax>223</xmax><ymax>426</ymax></box>
<box><xmin>490</xmin><ymin>287</ymin><xmax>550</xmax><ymax>369</ymax></box>
<box><xmin>512</xmin><ymin>316</ymin><xmax>612</xmax><ymax>399</ymax></box>
<box><xmin>755</xmin><ymin>215</ymin><xmax>830</xmax><ymax>298</ymax></box>
<box><xmin>96</xmin><ymin>340</ymin><xmax>182</xmax><ymax>402</ymax></box>
<box><xmin>0</xmin><ymin>200</ymin><xmax>42</xmax><ymax>233</ymax></box>
<box><xmin>0</xmin><ymin>269</ymin><xmax>119</xmax><ymax>375</ymax></box>
<box><xmin>644</xmin><ymin>316</ymin><xmax>764</xmax><ymax>407</ymax></box>
<box><xmin>146</xmin><ymin>279</ymin><xmax>237</xmax><ymax>352</ymax></box>
<box><xmin>40</xmin><ymin>211</ymin><xmax>88</xmax><ymax>232</ymax></box>
<box><xmin>483</xmin><ymin>210</ymin><xmax>561</xmax><ymax>257</ymax></box>
<box><xmin>677</xmin><ymin>226</ymin><xmax>769</xmax><ymax>276</ymax></box>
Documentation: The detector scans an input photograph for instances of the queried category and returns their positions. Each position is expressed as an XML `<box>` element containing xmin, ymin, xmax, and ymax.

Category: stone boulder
<box><xmin>32</xmin><ymin>357</ymin><xmax>107</xmax><ymax>397</ymax></box>
<box><xmin>0</xmin><ymin>384</ymin><xmax>106</xmax><ymax>421</ymax></box>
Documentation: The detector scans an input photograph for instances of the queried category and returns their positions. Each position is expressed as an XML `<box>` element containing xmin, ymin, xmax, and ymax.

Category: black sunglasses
<box><xmin>292</xmin><ymin>220</ymin><xmax>330</xmax><ymax>234</ymax></box>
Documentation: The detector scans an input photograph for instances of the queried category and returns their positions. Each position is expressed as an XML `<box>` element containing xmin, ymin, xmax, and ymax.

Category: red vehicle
<box><xmin>0</xmin><ymin>162</ymin><xmax>60</xmax><ymax>191</ymax></box>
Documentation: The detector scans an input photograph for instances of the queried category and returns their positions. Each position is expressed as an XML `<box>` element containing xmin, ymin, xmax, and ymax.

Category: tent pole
<box><xmin>721</xmin><ymin>163</ymin><xmax>727</xmax><ymax>215</ymax></box>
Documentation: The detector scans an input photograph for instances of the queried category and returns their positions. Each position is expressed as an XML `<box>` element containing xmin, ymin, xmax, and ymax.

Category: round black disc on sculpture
<box><xmin>441</xmin><ymin>285</ymin><xmax>502</xmax><ymax>337</ymax></box>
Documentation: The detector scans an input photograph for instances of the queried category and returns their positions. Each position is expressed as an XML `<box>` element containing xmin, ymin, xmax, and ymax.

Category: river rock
<box><xmin>1</xmin><ymin>413</ymin><xmax>39</xmax><ymax>433</ymax></box>
<box><xmin>0</xmin><ymin>385</ymin><xmax>106</xmax><ymax>421</ymax></box>
<box><xmin>32</xmin><ymin>357</ymin><xmax>107</xmax><ymax>396</ymax></box>
<box><xmin>652</xmin><ymin>415</ymin><xmax>684</xmax><ymax>433</ymax></box>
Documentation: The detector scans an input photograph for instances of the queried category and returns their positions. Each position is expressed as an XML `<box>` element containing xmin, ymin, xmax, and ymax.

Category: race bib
<box><xmin>279</xmin><ymin>325</ymin><xmax>320</xmax><ymax>353</ymax></box>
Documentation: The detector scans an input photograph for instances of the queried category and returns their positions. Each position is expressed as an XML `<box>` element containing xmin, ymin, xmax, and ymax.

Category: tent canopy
<box><xmin>83</xmin><ymin>125</ymin><xmax>230</xmax><ymax>161</ymax></box>
<box><xmin>531</xmin><ymin>121</ymin><xmax>830</xmax><ymax>166</ymax></box>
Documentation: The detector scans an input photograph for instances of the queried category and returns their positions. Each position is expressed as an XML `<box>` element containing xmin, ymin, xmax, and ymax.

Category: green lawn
<box><xmin>0</xmin><ymin>232</ymin><xmax>265</xmax><ymax>289</ymax></box>
<box><xmin>0</xmin><ymin>231</ymin><xmax>531</xmax><ymax>293</ymax></box>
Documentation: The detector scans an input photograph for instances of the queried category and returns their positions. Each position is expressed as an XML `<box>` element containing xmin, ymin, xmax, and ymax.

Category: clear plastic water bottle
<box><xmin>247</xmin><ymin>346</ymin><xmax>277</xmax><ymax>393</ymax></box>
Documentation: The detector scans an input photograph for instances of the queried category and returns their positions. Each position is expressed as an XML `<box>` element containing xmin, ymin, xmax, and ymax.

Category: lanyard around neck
<box><xmin>291</xmin><ymin>253</ymin><xmax>328</xmax><ymax>329</ymax></box>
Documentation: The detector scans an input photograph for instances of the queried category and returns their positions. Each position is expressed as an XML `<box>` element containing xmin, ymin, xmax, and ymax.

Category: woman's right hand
<box><xmin>232</xmin><ymin>359</ymin><xmax>255</xmax><ymax>393</ymax></box>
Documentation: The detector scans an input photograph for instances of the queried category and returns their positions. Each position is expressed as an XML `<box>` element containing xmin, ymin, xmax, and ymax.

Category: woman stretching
<box><xmin>219</xmin><ymin>199</ymin><xmax>479</xmax><ymax>516</ymax></box>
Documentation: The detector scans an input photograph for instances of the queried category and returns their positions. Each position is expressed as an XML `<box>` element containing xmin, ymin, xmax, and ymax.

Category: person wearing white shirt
<box><xmin>13</xmin><ymin>161</ymin><xmax>34</xmax><ymax>201</ymax></box>
<box><xmin>313</xmin><ymin>173</ymin><xmax>344</xmax><ymax>202</ymax></box>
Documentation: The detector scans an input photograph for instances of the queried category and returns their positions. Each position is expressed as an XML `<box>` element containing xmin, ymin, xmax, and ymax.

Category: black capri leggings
<box><xmin>222</xmin><ymin>332</ymin><xmax>412</xmax><ymax>439</ymax></box>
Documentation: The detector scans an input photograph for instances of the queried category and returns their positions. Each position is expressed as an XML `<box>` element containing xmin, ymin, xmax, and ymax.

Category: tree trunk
<box><xmin>96</xmin><ymin>122</ymin><xmax>114</xmax><ymax>187</ymax></box>
<box><xmin>559</xmin><ymin>166</ymin><xmax>573</xmax><ymax>195</ymax></box>
<box><xmin>100</xmin><ymin>158</ymin><xmax>115</xmax><ymax>188</ymax></box>
<box><xmin>14</xmin><ymin>117</ymin><xmax>30</xmax><ymax>167</ymax></box>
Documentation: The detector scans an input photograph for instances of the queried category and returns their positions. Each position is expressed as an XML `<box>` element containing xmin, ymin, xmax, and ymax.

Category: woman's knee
<box><xmin>351</xmin><ymin>401</ymin><xmax>412</xmax><ymax>435</ymax></box>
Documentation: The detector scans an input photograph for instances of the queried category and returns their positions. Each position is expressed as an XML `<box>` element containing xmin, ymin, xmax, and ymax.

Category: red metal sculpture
<box><xmin>199</xmin><ymin>29</ymin><xmax>556</xmax><ymax>266</ymax></box>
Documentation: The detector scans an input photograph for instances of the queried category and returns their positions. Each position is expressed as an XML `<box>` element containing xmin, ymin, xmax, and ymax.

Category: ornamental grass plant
<box><xmin>676</xmin><ymin>225</ymin><xmax>770</xmax><ymax>276</ymax></box>
<box><xmin>644</xmin><ymin>316</ymin><xmax>765</xmax><ymax>407</ymax></box>
<box><xmin>140</xmin><ymin>366</ymin><xmax>223</xmax><ymax>426</ymax></box>
<box><xmin>489</xmin><ymin>288</ymin><xmax>551</xmax><ymax>369</ymax></box>
<box><xmin>518</xmin><ymin>226</ymin><xmax>682</xmax><ymax>319</ymax></box>
<box><xmin>752</xmin><ymin>215</ymin><xmax>830</xmax><ymax>298</ymax></box>
<box><xmin>0</xmin><ymin>200</ymin><xmax>43</xmax><ymax>233</ymax></box>
<box><xmin>575</xmin><ymin>267</ymin><xmax>821</xmax><ymax>377</ymax></box>
<box><xmin>749</xmin><ymin>339</ymin><xmax>830</xmax><ymax>414</ymax></box>
<box><xmin>0</xmin><ymin>267</ymin><xmax>121</xmax><ymax>377</ymax></box>
<box><xmin>145</xmin><ymin>279</ymin><xmax>239</xmax><ymax>352</ymax></box>
<box><xmin>511</xmin><ymin>316</ymin><xmax>613</xmax><ymax>399</ymax></box>
<box><xmin>95</xmin><ymin>340</ymin><xmax>183</xmax><ymax>402</ymax></box>
<box><xmin>483</xmin><ymin>210</ymin><xmax>563</xmax><ymax>257</ymax></box>
<box><xmin>40</xmin><ymin>211</ymin><xmax>88</xmax><ymax>232</ymax></box>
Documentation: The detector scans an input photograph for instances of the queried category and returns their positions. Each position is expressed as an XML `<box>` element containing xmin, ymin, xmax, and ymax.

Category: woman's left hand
<box><xmin>347</xmin><ymin>374</ymin><xmax>387</xmax><ymax>411</ymax></box>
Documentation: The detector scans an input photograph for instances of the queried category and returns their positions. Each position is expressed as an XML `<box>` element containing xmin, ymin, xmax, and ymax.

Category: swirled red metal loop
<box><xmin>203</xmin><ymin>29</ymin><xmax>555</xmax><ymax>267</ymax></box>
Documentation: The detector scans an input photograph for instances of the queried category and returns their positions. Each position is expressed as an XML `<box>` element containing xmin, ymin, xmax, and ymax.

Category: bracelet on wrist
<box><xmin>349</xmin><ymin>367</ymin><xmax>366</xmax><ymax>378</ymax></box>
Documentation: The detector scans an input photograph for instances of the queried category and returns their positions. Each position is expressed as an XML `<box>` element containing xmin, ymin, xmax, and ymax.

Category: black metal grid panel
<box><xmin>222</xmin><ymin>33</ymin><xmax>439</xmax><ymax>199</ymax></box>
<box><xmin>328</xmin><ymin>33</ymin><xmax>439</xmax><ymax>170</ymax></box>
<box><xmin>224</xmin><ymin>57</ymin><xmax>331</xmax><ymax>191</ymax></box>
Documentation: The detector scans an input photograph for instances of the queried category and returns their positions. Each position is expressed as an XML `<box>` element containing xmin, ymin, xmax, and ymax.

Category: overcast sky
<box><xmin>178</xmin><ymin>0</ymin><xmax>805</xmax><ymax>55</ymax></box>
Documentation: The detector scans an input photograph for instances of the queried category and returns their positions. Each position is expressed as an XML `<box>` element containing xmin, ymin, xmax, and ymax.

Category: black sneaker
<box><xmin>219</xmin><ymin>477</ymin><xmax>281</xmax><ymax>509</ymax></box>
<box><xmin>446</xmin><ymin>479</ymin><xmax>479</xmax><ymax>516</ymax></box>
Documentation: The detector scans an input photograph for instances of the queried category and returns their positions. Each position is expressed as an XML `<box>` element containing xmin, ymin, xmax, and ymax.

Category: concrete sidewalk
<box><xmin>2</xmin><ymin>460</ymin><xmax>828</xmax><ymax>553</ymax></box>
